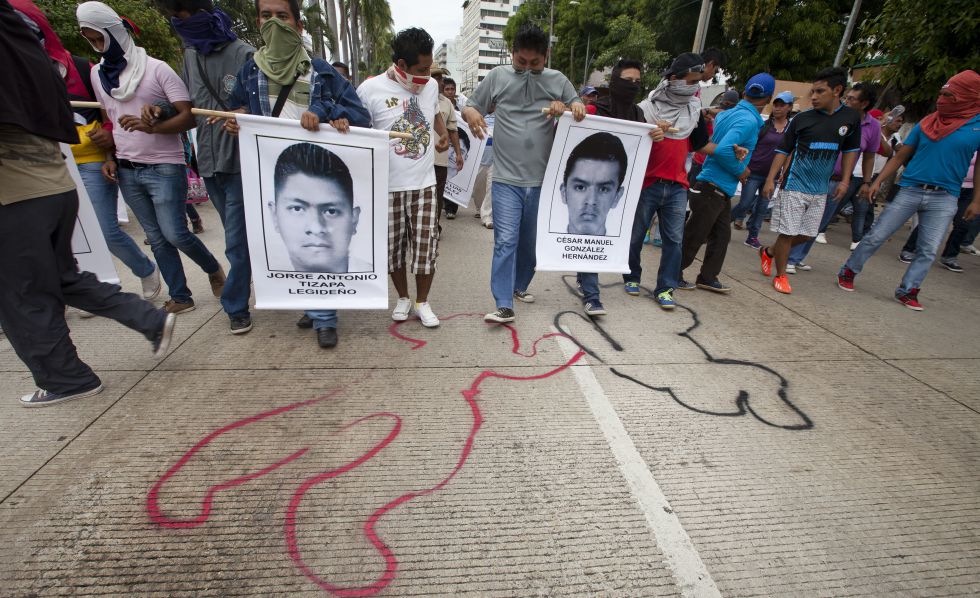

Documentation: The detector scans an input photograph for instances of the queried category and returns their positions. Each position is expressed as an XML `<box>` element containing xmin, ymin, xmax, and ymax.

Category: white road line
<box><xmin>555</xmin><ymin>332</ymin><xmax>722</xmax><ymax>598</ymax></box>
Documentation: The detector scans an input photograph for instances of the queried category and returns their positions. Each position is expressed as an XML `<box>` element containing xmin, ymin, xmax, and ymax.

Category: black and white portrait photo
<box><xmin>558</xmin><ymin>132</ymin><xmax>629</xmax><ymax>237</ymax></box>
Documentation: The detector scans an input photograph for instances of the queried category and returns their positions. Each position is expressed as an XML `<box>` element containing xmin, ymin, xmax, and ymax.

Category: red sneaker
<box><xmin>895</xmin><ymin>288</ymin><xmax>924</xmax><ymax>311</ymax></box>
<box><xmin>837</xmin><ymin>267</ymin><xmax>856</xmax><ymax>291</ymax></box>
<box><xmin>773</xmin><ymin>274</ymin><xmax>792</xmax><ymax>294</ymax></box>
<box><xmin>759</xmin><ymin>246</ymin><xmax>773</xmax><ymax>277</ymax></box>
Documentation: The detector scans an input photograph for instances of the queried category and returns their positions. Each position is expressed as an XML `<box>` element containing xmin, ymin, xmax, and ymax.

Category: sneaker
<box><xmin>483</xmin><ymin>221</ymin><xmax>494</xmax><ymax>230</ymax></box>
<box><xmin>583</xmin><ymin>300</ymin><xmax>607</xmax><ymax>316</ymax></box>
<box><xmin>141</xmin><ymin>267</ymin><xmax>161</xmax><ymax>300</ymax></box>
<box><xmin>940</xmin><ymin>258</ymin><xmax>964</xmax><ymax>273</ymax></box>
<box><xmin>392</xmin><ymin>297</ymin><xmax>412</xmax><ymax>321</ymax></box>
<box><xmin>20</xmin><ymin>383</ymin><xmax>104</xmax><ymax>408</ymax></box>
<box><xmin>815</xmin><ymin>232</ymin><xmax>827</xmax><ymax>244</ymax></box>
<box><xmin>230</xmin><ymin>315</ymin><xmax>253</xmax><ymax>335</ymax></box>
<box><xmin>744</xmin><ymin>236</ymin><xmax>762</xmax><ymax>249</ymax></box>
<box><xmin>164</xmin><ymin>299</ymin><xmax>196</xmax><ymax>315</ymax></box>
<box><xmin>296</xmin><ymin>314</ymin><xmax>313</xmax><ymax>329</ymax></box>
<box><xmin>796</xmin><ymin>263</ymin><xmax>812</xmax><ymax>271</ymax></box>
<box><xmin>772</xmin><ymin>274</ymin><xmax>792</xmax><ymax>294</ymax></box>
<box><xmin>898</xmin><ymin>251</ymin><xmax>914</xmax><ymax>264</ymax></box>
<box><xmin>895</xmin><ymin>288</ymin><xmax>924</xmax><ymax>311</ymax></box>
<box><xmin>837</xmin><ymin>267</ymin><xmax>856</xmax><ymax>291</ymax></box>
<box><xmin>624</xmin><ymin>282</ymin><xmax>640</xmax><ymax>296</ymax></box>
<box><xmin>785</xmin><ymin>263</ymin><xmax>796</xmax><ymax>275</ymax></box>
<box><xmin>575</xmin><ymin>280</ymin><xmax>585</xmax><ymax>297</ymax></box>
<box><xmin>317</xmin><ymin>327</ymin><xmax>338</xmax><ymax>348</ymax></box>
<box><xmin>849</xmin><ymin>241</ymin><xmax>860</xmax><ymax>250</ymax></box>
<box><xmin>960</xmin><ymin>244</ymin><xmax>979</xmax><ymax>256</ymax></box>
<box><xmin>208</xmin><ymin>267</ymin><xmax>226</xmax><ymax>298</ymax></box>
<box><xmin>446</xmin><ymin>212</ymin><xmax>456</xmax><ymax>220</ymax></box>
<box><xmin>414</xmin><ymin>302</ymin><xmax>440</xmax><ymax>327</ymax></box>
<box><xmin>676</xmin><ymin>279</ymin><xmax>696</xmax><ymax>290</ymax></box>
<box><xmin>152</xmin><ymin>313</ymin><xmax>177</xmax><ymax>357</ymax></box>
<box><xmin>473</xmin><ymin>212</ymin><xmax>481</xmax><ymax>218</ymax></box>
<box><xmin>644</xmin><ymin>231</ymin><xmax>651</xmax><ymax>244</ymax></box>
<box><xmin>655</xmin><ymin>289</ymin><xmax>675</xmax><ymax>310</ymax></box>
<box><xmin>484</xmin><ymin>307</ymin><xmax>515</xmax><ymax>323</ymax></box>
<box><xmin>759</xmin><ymin>246</ymin><xmax>773</xmax><ymax>277</ymax></box>
<box><xmin>191</xmin><ymin>217</ymin><xmax>204</xmax><ymax>234</ymax></box>
<box><xmin>733</xmin><ymin>219</ymin><xmax>745</xmax><ymax>230</ymax></box>
<box><xmin>696</xmin><ymin>278</ymin><xmax>731</xmax><ymax>293</ymax></box>
<box><xmin>513</xmin><ymin>290</ymin><xmax>535</xmax><ymax>303</ymax></box>
<box><xmin>652</xmin><ymin>237</ymin><xmax>663</xmax><ymax>248</ymax></box>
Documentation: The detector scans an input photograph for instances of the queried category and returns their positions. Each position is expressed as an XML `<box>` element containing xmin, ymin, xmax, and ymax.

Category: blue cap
<box><xmin>744</xmin><ymin>73</ymin><xmax>776</xmax><ymax>98</ymax></box>
<box><xmin>774</xmin><ymin>90</ymin><xmax>796</xmax><ymax>104</ymax></box>
<box><xmin>580</xmin><ymin>86</ymin><xmax>597</xmax><ymax>96</ymax></box>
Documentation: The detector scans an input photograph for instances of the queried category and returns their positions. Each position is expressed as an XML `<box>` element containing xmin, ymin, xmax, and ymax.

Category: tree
<box><xmin>359</xmin><ymin>0</ymin><xmax>392</xmax><ymax>76</ymax></box>
<box><xmin>853</xmin><ymin>0</ymin><xmax>979</xmax><ymax>111</ymax></box>
<box><xmin>36</xmin><ymin>0</ymin><xmax>183</xmax><ymax>68</ymax></box>
<box><xmin>592</xmin><ymin>15</ymin><xmax>666</xmax><ymax>89</ymax></box>
<box><xmin>214</xmin><ymin>0</ymin><xmax>261</xmax><ymax>49</ymax></box>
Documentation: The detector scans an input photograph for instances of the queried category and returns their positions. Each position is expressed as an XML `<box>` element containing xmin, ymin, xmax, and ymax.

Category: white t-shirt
<box><xmin>357</xmin><ymin>75</ymin><xmax>439</xmax><ymax>192</ymax></box>
<box><xmin>873</xmin><ymin>132</ymin><xmax>903</xmax><ymax>175</ymax></box>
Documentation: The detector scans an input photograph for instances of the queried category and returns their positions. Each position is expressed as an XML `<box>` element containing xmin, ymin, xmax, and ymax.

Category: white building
<box><xmin>435</xmin><ymin>41</ymin><xmax>449</xmax><ymax>69</ymax></box>
<box><xmin>458</xmin><ymin>0</ymin><xmax>523</xmax><ymax>93</ymax></box>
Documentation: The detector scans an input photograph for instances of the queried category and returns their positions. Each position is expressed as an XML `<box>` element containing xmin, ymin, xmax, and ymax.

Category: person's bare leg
<box><xmin>770</xmin><ymin>234</ymin><xmax>795</xmax><ymax>277</ymax></box>
<box><xmin>391</xmin><ymin>268</ymin><xmax>409</xmax><ymax>298</ymax></box>
<box><xmin>415</xmin><ymin>273</ymin><xmax>434</xmax><ymax>303</ymax></box>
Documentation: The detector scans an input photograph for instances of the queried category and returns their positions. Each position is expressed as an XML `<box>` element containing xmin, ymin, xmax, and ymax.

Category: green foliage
<box><xmin>854</xmin><ymin>0</ymin><xmax>980</xmax><ymax>108</ymax></box>
<box><xmin>36</xmin><ymin>0</ymin><xmax>183</xmax><ymax>68</ymax></box>
<box><xmin>722</xmin><ymin>0</ymin><xmax>779</xmax><ymax>44</ymax></box>
<box><xmin>502</xmin><ymin>0</ymin><xmax>550</xmax><ymax>48</ymax></box>
<box><xmin>215</xmin><ymin>0</ymin><xmax>261</xmax><ymax>49</ymax></box>
<box><xmin>592</xmin><ymin>15</ymin><xmax>667</xmax><ymax>89</ymax></box>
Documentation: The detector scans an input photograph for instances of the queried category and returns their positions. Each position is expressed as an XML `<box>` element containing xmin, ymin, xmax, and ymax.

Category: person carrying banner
<box><xmin>357</xmin><ymin>27</ymin><xmax>450</xmax><ymax>329</ymax></box>
<box><xmin>76</xmin><ymin>1</ymin><xmax>225</xmax><ymax>316</ymax></box>
<box><xmin>461</xmin><ymin>24</ymin><xmax>585</xmax><ymax>324</ymax></box>
<box><xmin>431</xmin><ymin>67</ymin><xmax>464</xmax><ymax>220</ymax></box>
<box><xmin>160</xmin><ymin>0</ymin><xmax>256</xmax><ymax>334</ymax></box>
<box><xmin>0</xmin><ymin>0</ymin><xmax>175</xmax><ymax>407</ymax></box>
<box><xmin>223</xmin><ymin>0</ymin><xmax>370</xmax><ymax>348</ymax></box>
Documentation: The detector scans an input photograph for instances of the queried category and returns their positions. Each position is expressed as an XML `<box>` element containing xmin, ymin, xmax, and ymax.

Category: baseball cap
<box><xmin>744</xmin><ymin>73</ymin><xmax>776</xmax><ymax>98</ymax></box>
<box><xmin>664</xmin><ymin>52</ymin><xmax>705</xmax><ymax>77</ymax></box>
<box><xmin>868</xmin><ymin>108</ymin><xmax>884</xmax><ymax>119</ymax></box>
<box><xmin>580</xmin><ymin>86</ymin><xmax>597</xmax><ymax>96</ymax></box>
<box><xmin>718</xmin><ymin>89</ymin><xmax>740</xmax><ymax>107</ymax></box>
<box><xmin>773</xmin><ymin>90</ymin><xmax>796</xmax><ymax>104</ymax></box>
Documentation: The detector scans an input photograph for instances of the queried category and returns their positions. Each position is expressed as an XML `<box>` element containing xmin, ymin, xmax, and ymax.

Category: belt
<box><xmin>916</xmin><ymin>184</ymin><xmax>944</xmax><ymax>191</ymax></box>
<box><xmin>649</xmin><ymin>177</ymin><xmax>678</xmax><ymax>186</ymax></box>
<box><xmin>693</xmin><ymin>180</ymin><xmax>728</xmax><ymax>198</ymax></box>
<box><xmin>116</xmin><ymin>159</ymin><xmax>153</xmax><ymax>169</ymax></box>
<box><xmin>830</xmin><ymin>175</ymin><xmax>843</xmax><ymax>182</ymax></box>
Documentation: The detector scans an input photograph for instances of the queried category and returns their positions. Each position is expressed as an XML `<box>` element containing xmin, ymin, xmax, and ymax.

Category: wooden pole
<box><xmin>538</xmin><ymin>107</ymin><xmax>679</xmax><ymax>133</ymax></box>
<box><xmin>69</xmin><ymin>101</ymin><xmax>412</xmax><ymax>140</ymax></box>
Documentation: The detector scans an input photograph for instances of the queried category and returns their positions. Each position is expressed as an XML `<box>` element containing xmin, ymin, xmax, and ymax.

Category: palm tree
<box><xmin>302</xmin><ymin>0</ymin><xmax>333</xmax><ymax>59</ymax></box>
<box><xmin>215</xmin><ymin>0</ymin><xmax>261</xmax><ymax>48</ymax></box>
<box><xmin>359</xmin><ymin>0</ymin><xmax>393</xmax><ymax>76</ymax></box>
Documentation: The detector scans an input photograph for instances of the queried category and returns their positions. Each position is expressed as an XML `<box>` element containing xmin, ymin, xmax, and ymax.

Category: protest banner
<box><xmin>63</xmin><ymin>144</ymin><xmax>120</xmax><ymax>284</ymax></box>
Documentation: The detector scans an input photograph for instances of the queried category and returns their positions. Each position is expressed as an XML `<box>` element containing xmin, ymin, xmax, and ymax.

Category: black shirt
<box><xmin>777</xmin><ymin>105</ymin><xmax>861</xmax><ymax>195</ymax></box>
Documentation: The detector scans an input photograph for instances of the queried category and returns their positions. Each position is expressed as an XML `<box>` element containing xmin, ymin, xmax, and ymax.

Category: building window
<box><xmin>481</xmin><ymin>9</ymin><xmax>509</xmax><ymax>18</ymax></box>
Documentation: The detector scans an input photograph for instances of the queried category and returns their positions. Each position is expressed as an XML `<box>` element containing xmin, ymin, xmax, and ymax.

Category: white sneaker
<box><xmin>960</xmin><ymin>244</ymin><xmax>979</xmax><ymax>256</ymax></box>
<box><xmin>141</xmin><ymin>267</ymin><xmax>161</xmax><ymax>300</ymax></box>
<box><xmin>796</xmin><ymin>262</ymin><xmax>813</xmax><ymax>271</ymax></box>
<box><xmin>815</xmin><ymin>232</ymin><xmax>827</xmax><ymax>244</ymax></box>
<box><xmin>785</xmin><ymin>263</ymin><xmax>797</xmax><ymax>275</ymax></box>
<box><xmin>414</xmin><ymin>302</ymin><xmax>440</xmax><ymax>327</ymax></box>
<box><xmin>391</xmin><ymin>297</ymin><xmax>412</xmax><ymax>321</ymax></box>
<box><xmin>850</xmin><ymin>241</ymin><xmax>860</xmax><ymax>250</ymax></box>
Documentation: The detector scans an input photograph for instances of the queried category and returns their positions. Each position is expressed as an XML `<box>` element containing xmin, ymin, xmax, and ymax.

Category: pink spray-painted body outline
<box><xmin>146</xmin><ymin>314</ymin><xmax>584</xmax><ymax>596</ymax></box>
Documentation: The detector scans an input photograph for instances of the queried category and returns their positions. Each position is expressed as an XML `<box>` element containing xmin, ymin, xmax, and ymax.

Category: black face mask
<box><xmin>610</xmin><ymin>76</ymin><xmax>641</xmax><ymax>103</ymax></box>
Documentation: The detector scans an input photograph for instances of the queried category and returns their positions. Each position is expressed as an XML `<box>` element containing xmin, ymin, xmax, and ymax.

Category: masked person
<box><xmin>838</xmin><ymin>70</ymin><xmax>980</xmax><ymax>310</ymax></box>
<box><xmin>12</xmin><ymin>0</ymin><xmax>161</xmax><ymax>304</ymax></box>
<box><xmin>226</xmin><ymin>0</ymin><xmax>370</xmax><ymax>348</ymax></box>
<box><xmin>76</xmin><ymin>1</ymin><xmax>225</xmax><ymax>316</ymax></box>
<box><xmin>160</xmin><ymin>0</ymin><xmax>256</xmax><ymax>334</ymax></box>
<box><xmin>1</xmin><ymin>1</ymin><xmax>175</xmax><ymax>407</ymax></box>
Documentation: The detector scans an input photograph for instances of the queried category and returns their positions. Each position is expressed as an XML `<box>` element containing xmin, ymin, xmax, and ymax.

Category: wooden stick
<box><xmin>537</xmin><ymin>107</ymin><xmax>680</xmax><ymax>133</ymax></box>
<box><xmin>70</xmin><ymin>101</ymin><xmax>413</xmax><ymax>140</ymax></box>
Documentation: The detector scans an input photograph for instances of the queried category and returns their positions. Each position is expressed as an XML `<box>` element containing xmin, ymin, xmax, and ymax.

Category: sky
<box><xmin>389</xmin><ymin>0</ymin><xmax>465</xmax><ymax>46</ymax></box>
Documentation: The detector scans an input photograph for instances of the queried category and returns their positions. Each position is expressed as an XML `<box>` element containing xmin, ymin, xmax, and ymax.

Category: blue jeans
<box><xmin>844</xmin><ymin>187</ymin><xmax>958</xmax><ymax>294</ymax></box>
<box><xmin>306</xmin><ymin>309</ymin><xmax>337</xmax><ymax>330</ymax></box>
<box><xmin>76</xmin><ymin>162</ymin><xmax>155</xmax><ymax>278</ymax></box>
<box><xmin>576</xmin><ymin>272</ymin><xmax>599</xmax><ymax>303</ymax></box>
<box><xmin>624</xmin><ymin>181</ymin><xmax>686</xmax><ymax>294</ymax></box>
<box><xmin>204</xmin><ymin>174</ymin><xmax>251</xmax><ymax>318</ymax></box>
<box><xmin>490</xmin><ymin>182</ymin><xmax>540</xmax><ymax>309</ymax></box>
<box><xmin>730</xmin><ymin>174</ymin><xmax>768</xmax><ymax>239</ymax></box>
<box><xmin>118</xmin><ymin>163</ymin><xmax>220</xmax><ymax>303</ymax></box>
<box><xmin>789</xmin><ymin>180</ymin><xmax>844</xmax><ymax>265</ymax></box>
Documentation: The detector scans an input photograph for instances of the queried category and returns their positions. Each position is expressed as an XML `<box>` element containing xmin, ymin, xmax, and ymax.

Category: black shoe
<box><xmin>696</xmin><ymin>278</ymin><xmax>732</xmax><ymax>293</ymax></box>
<box><xmin>230</xmin><ymin>315</ymin><xmax>253</xmax><ymax>335</ymax></box>
<box><xmin>20</xmin><ymin>383</ymin><xmax>104</xmax><ymax>408</ymax></box>
<box><xmin>484</xmin><ymin>307</ymin><xmax>516</xmax><ymax>323</ymax></box>
<box><xmin>296</xmin><ymin>314</ymin><xmax>313</xmax><ymax>328</ymax></box>
<box><xmin>317</xmin><ymin>328</ymin><xmax>338</xmax><ymax>348</ymax></box>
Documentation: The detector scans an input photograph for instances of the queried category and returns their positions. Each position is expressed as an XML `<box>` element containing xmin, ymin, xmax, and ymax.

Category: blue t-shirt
<box><xmin>899</xmin><ymin>115</ymin><xmax>980</xmax><ymax>196</ymax></box>
<box><xmin>697</xmin><ymin>100</ymin><xmax>765</xmax><ymax>196</ymax></box>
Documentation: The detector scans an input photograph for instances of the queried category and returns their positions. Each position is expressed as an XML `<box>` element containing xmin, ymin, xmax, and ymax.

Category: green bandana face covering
<box><xmin>254</xmin><ymin>18</ymin><xmax>310</xmax><ymax>85</ymax></box>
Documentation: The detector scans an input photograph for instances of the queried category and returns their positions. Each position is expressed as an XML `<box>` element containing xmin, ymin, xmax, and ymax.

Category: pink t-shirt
<box><xmin>92</xmin><ymin>57</ymin><xmax>190</xmax><ymax>164</ymax></box>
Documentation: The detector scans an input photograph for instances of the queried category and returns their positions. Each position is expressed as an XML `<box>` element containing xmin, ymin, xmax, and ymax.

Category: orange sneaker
<box><xmin>773</xmin><ymin>274</ymin><xmax>792</xmax><ymax>294</ymax></box>
<box><xmin>759</xmin><ymin>246</ymin><xmax>773</xmax><ymax>277</ymax></box>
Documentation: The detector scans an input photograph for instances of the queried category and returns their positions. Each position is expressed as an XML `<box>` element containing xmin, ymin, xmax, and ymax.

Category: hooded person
<box><xmin>76</xmin><ymin>0</ymin><xmax>226</xmax><ymax>318</ymax></box>
<box><xmin>839</xmin><ymin>70</ymin><xmax>980</xmax><ymax>311</ymax></box>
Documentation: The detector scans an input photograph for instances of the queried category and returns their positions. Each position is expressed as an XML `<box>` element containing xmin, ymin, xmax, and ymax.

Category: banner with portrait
<box><xmin>237</xmin><ymin>114</ymin><xmax>390</xmax><ymax>310</ymax></box>
<box><xmin>535</xmin><ymin>113</ymin><xmax>654</xmax><ymax>274</ymax></box>
<box><xmin>62</xmin><ymin>143</ymin><xmax>120</xmax><ymax>285</ymax></box>
<box><xmin>443</xmin><ymin>111</ymin><xmax>488</xmax><ymax>208</ymax></box>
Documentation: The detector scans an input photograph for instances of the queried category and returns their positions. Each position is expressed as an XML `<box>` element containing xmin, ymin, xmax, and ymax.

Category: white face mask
<box><xmin>668</xmin><ymin>79</ymin><xmax>699</xmax><ymax>96</ymax></box>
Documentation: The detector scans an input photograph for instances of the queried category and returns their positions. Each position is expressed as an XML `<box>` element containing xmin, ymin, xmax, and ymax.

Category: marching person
<box><xmin>837</xmin><ymin>70</ymin><xmax>980</xmax><ymax>310</ymax></box>
<box><xmin>462</xmin><ymin>24</ymin><xmax>585</xmax><ymax>323</ymax></box>
<box><xmin>76</xmin><ymin>1</ymin><xmax>225</xmax><ymax>315</ymax></box>
<box><xmin>431</xmin><ymin>67</ymin><xmax>464</xmax><ymax>220</ymax></box>
<box><xmin>0</xmin><ymin>1</ymin><xmax>175</xmax><ymax>407</ymax></box>
<box><xmin>357</xmin><ymin>27</ymin><xmax>450</xmax><ymax>328</ymax></box>
<box><xmin>160</xmin><ymin>0</ymin><xmax>257</xmax><ymax>334</ymax></box>
<box><xmin>225</xmin><ymin>0</ymin><xmax>371</xmax><ymax>348</ymax></box>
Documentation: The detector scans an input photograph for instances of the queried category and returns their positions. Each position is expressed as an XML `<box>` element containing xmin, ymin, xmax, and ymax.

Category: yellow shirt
<box><xmin>70</xmin><ymin>121</ymin><xmax>107</xmax><ymax>165</ymax></box>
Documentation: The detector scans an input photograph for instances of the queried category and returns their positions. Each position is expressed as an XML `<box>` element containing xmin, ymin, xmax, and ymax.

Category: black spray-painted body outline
<box><xmin>554</xmin><ymin>275</ymin><xmax>814</xmax><ymax>431</ymax></box>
